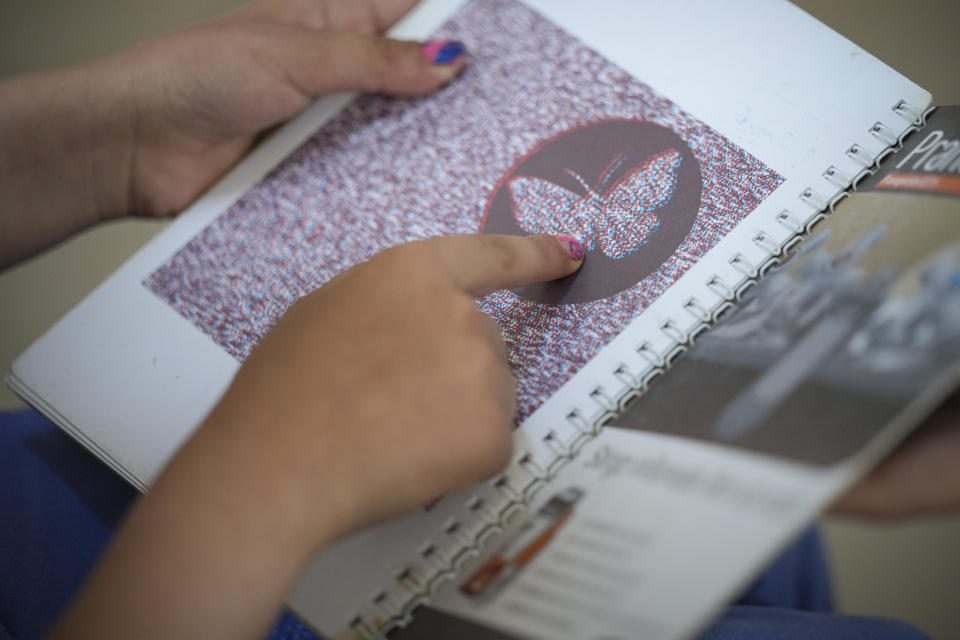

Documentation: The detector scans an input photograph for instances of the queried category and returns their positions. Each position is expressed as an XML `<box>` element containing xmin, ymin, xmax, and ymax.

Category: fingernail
<box><xmin>557</xmin><ymin>236</ymin><xmax>584</xmax><ymax>261</ymax></box>
<box><xmin>421</xmin><ymin>40</ymin><xmax>466</xmax><ymax>65</ymax></box>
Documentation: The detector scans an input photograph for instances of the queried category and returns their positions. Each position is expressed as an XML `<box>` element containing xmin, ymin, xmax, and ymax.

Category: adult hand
<box><xmin>831</xmin><ymin>390</ymin><xmax>960</xmax><ymax>520</ymax></box>
<box><xmin>50</xmin><ymin>234</ymin><xmax>584</xmax><ymax>640</ymax></box>
<box><xmin>120</xmin><ymin>0</ymin><xmax>465</xmax><ymax>217</ymax></box>
<box><xmin>0</xmin><ymin>0</ymin><xmax>464</xmax><ymax>267</ymax></box>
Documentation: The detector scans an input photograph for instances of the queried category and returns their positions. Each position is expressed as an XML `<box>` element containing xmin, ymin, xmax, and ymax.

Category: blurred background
<box><xmin>1</xmin><ymin>0</ymin><xmax>958</xmax><ymax>637</ymax></box>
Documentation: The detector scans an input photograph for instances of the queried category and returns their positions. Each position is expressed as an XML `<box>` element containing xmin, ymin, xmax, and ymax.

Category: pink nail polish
<box><xmin>558</xmin><ymin>236</ymin><xmax>584</xmax><ymax>261</ymax></box>
<box><xmin>421</xmin><ymin>40</ymin><xmax>466</xmax><ymax>65</ymax></box>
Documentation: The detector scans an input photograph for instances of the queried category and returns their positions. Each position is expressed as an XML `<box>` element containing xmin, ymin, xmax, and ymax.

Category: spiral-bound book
<box><xmin>7</xmin><ymin>1</ymin><xmax>950</xmax><ymax>638</ymax></box>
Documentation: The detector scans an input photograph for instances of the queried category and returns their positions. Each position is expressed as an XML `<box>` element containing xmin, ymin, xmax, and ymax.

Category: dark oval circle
<box><xmin>481</xmin><ymin>119</ymin><xmax>703</xmax><ymax>304</ymax></box>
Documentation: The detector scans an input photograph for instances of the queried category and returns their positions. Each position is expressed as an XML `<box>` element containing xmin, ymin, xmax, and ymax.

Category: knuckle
<box><xmin>389</xmin><ymin>38</ymin><xmax>422</xmax><ymax>61</ymax></box>
<box><xmin>383</xmin><ymin>39</ymin><xmax>426</xmax><ymax>80</ymax></box>
<box><xmin>457</xmin><ymin>331</ymin><xmax>502</xmax><ymax>375</ymax></box>
<box><xmin>484</xmin><ymin>236</ymin><xmax>519</xmax><ymax>274</ymax></box>
<box><xmin>372</xmin><ymin>37</ymin><xmax>425</xmax><ymax>80</ymax></box>
<box><xmin>477</xmin><ymin>311</ymin><xmax>506</xmax><ymax>342</ymax></box>
<box><xmin>448</xmin><ymin>339</ymin><xmax>489</xmax><ymax>382</ymax></box>
<box><xmin>448</xmin><ymin>294</ymin><xmax>482</xmax><ymax>326</ymax></box>
<box><xmin>534</xmin><ymin>234</ymin><xmax>559</xmax><ymax>263</ymax></box>
<box><xmin>359</xmin><ymin>36</ymin><xmax>394</xmax><ymax>90</ymax></box>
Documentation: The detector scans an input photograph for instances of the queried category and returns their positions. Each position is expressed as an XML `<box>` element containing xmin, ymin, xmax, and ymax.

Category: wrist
<box><xmin>0</xmin><ymin>61</ymin><xmax>135</xmax><ymax>265</ymax></box>
<box><xmin>191</xmin><ymin>398</ymin><xmax>354</xmax><ymax>560</ymax></box>
<box><xmin>78</xmin><ymin>57</ymin><xmax>138</xmax><ymax>223</ymax></box>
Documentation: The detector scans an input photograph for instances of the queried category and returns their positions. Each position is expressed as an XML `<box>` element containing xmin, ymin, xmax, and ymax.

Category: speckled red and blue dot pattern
<box><xmin>145</xmin><ymin>0</ymin><xmax>783</xmax><ymax>421</ymax></box>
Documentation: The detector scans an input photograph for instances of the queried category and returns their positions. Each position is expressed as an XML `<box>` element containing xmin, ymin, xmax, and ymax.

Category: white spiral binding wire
<box><xmin>344</xmin><ymin>100</ymin><xmax>934</xmax><ymax>640</ymax></box>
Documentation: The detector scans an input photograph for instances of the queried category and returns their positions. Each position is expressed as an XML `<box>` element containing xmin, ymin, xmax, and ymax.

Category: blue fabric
<box><xmin>0</xmin><ymin>408</ymin><xmax>136</xmax><ymax>640</ymax></box>
<box><xmin>0</xmin><ymin>408</ymin><xmax>929</xmax><ymax>639</ymax></box>
<box><xmin>701</xmin><ymin>607</ymin><xmax>930</xmax><ymax>640</ymax></box>
<box><xmin>733</xmin><ymin>527</ymin><xmax>833</xmax><ymax>613</ymax></box>
<box><xmin>701</xmin><ymin>526</ymin><xmax>929</xmax><ymax>638</ymax></box>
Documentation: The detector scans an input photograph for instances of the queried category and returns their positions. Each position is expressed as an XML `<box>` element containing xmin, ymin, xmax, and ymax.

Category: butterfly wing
<box><xmin>597</xmin><ymin>149</ymin><xmax>683</xmax><ymax>259</ymax></box>
<box><xmin>508</xmin><ymin>176</ymin><xmax>597</xmax><ymax>248</ymax></box>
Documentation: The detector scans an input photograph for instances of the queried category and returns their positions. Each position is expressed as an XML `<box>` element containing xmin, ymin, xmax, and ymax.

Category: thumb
<box><xmin>267</xmin><ymin>28</ymin><xmax>467</xmax><ymax>96</ymax></box>
<box><xmin>427</xmin><ymin>234</ymin><xmax>585</xmax><ymax>298</ymax></box>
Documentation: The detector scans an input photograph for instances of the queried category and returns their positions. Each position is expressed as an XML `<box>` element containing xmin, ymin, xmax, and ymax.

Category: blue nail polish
<box><xmin>422</xmin><ymin>40</ymin><xmax>465</xmax><ymax>65</ymax></box>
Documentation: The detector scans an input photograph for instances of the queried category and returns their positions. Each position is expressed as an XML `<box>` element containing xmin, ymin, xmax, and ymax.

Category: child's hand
<box><xmin>53</xmin><ymin>234</ymin><xmax>583</xmax><ymax>640</ymax></box>
<box><xmin>201</xmin><ymin>233</ymin><xmax>585</xmax><ymax>545</ymax></box>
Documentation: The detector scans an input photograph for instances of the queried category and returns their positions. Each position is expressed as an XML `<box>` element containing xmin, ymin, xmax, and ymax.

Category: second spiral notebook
<box><xmin>7</xmin><ymin>0</ymin><xmax>943</xmax><ymax>639</ymax></box>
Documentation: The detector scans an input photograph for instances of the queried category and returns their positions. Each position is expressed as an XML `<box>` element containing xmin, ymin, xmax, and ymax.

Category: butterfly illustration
<box><xmin>508</xmin><ymin>148</ymin><xmax>683</xmax><ymax>259</ymax></box>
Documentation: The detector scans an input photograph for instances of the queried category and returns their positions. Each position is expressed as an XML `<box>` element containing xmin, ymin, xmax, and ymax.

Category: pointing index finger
<box><xmin>430</xmin><ymin>234</ymin><xmax>584</xmax><ymax>298</ymax></box>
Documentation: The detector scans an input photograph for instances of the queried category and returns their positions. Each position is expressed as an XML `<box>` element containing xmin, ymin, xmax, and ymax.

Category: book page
<box><xmin>389</xmin><ymin>427</ymin><xmax>831</xmax><ymax>640</ymax></box>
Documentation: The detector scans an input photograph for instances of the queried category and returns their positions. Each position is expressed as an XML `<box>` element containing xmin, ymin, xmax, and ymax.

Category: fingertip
<box><xmin>531</xmin><ymin>234</ymin><xmax>585</xmax><ymax>277</ymax></box>
<box><xmin>555</xmin><ymin>235</ymin><xmax>585</xmax><ymax>263</ymax></box>
<box><xmin>509</xmin><ymin>234</ymin><xmax>584</xmax><ymax>282</ymax></box>
<box><xmin>420</xmin><ymin>40</ymin><xmax>467</xmax><ymax>65</ymax></box>
<box><xmin>421</xmin><ymin>39</ymin><xmax>469</xmax><ymax>87</ymax></box>
<box><xmin>285</xmin><ymin>32</ymin><xmax>470</xmax><ymax>97</ymax></box>
<box><xmin>513</xmin><ymin>234</ymin><xmax>584</xmax><ymax>286</ymax></box>
<box><xmin>370</xmin><ymin>38</ymin><xmax>468</xmax><ymax>95</ymax></box>
<box><xmin>427</xmin><ymin>58</ymin><xmax>467</xmax><ymax>85</ymax></box>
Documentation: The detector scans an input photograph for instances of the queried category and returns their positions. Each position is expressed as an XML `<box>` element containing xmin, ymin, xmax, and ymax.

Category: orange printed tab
<box><xmin>875</xmin><ymin>173</ymin><xmax>960</xmax><ymax>196</ymax></box>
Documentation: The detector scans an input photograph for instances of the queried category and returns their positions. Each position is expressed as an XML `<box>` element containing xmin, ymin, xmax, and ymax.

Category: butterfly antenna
<box><xmin>563</xmin><ymin>168</ymin><xmax>598</xmax><ymax>199</ymax></box>
<box><xmin>597</xmin><ymin>153</ymin><xmax>626</xmax><ymax>188</ymax></box>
